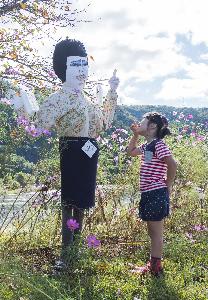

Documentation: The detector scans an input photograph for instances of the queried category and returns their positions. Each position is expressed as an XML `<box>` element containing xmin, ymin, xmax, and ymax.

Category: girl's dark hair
<box><xmin>53</xmin><ymin>39</ymin><xmax>87</xmax><ymax>83</ymax></box>
<box><xmin>144</xmin><ymin>112</ymin><xmax>171</xmax><ymax>139</ymax></box>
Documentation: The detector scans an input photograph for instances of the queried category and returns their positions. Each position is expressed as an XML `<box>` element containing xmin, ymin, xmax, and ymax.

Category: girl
<box><xmin>127</xmin><ymin>112</ymin><xmax>177</xmax><ymax>276</ymax></box>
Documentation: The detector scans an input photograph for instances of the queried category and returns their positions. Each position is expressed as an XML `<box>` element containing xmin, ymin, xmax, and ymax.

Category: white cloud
<box><xmin>156</xmin><ymin>62</ymin><xmax>208</xmax><ymax>105</ymax></box>
<box><xmin>200</xmin><ymin>53</ymin><xmax>208</xmax><ymax>61</ymax></box>
<box><xmin>156</xmin><ymin>77</ymin><xmax>208</xmax><ymax>99</ymax></box>
<box><xmin>3</xmin><ymin>0</ymin><xmax>208</xmax><ymax>107</ymax></box>
<box><xmin>65</xmin><ymin>0</ymin><xmax>208</xmax><ymax>107</ymax></box>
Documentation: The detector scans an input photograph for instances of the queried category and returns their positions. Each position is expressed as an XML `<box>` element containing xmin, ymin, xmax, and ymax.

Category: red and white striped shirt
<box><xmin>138</xmin><ymin>139</ymin><xmax>171</xmax><ymax>193</ymax></box>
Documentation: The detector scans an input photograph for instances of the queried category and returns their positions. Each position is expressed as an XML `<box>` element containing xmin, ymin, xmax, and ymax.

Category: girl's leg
<box><xmin>147</xmin><ymin>220</ymin><xmax>164</xmax><ymax>258</ymax></box>
<box><xmin>147</xmin><ymin>220</ymin><xmax>164</xmax><ymax>275</ymax></box>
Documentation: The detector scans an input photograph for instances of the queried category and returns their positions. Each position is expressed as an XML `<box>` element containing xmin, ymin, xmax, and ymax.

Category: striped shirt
<box><xmin>139</xmin><ymin>139</ymin><xmax>171</xmax><ymax>193</ymax></box>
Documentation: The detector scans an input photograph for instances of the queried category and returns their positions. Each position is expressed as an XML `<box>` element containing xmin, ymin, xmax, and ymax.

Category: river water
<box><xmin>0</xmin><ymin>187</ymin><xmax>138</xmax><ymax>228</ymax></box>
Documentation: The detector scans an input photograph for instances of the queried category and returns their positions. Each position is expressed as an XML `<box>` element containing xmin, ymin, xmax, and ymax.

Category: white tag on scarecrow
<box><xmin>81</xmin><ymin>140</ymin><xmax>97</xmax><ymax>158</ymax></box>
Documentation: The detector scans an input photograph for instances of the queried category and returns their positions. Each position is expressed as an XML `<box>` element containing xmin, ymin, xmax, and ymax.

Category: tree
<box><xmin>0</xmin><ymin>0</ymin><xmax>90</xmax><ymax>93</ymax></box>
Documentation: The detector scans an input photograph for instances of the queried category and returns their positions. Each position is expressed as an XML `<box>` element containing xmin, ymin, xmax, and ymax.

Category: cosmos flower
<box><xmin>25</xmin><ymin>125</ymin><xmax>42</xmax><ymax>137</ymax></box>
<box><xmin>42</xmin><ymin>129</ymin><xmax>51</xmax><ymax>136</ymax></box>
<box><xmin>5</xmin><ymin>67</ymin><xmax>19</xmax><ymax>76</ymax></box>
<box><xmin>67</xmin><ymin>219</ymin><xmax>79</xmax><ymax>231</ymax></box>
<box><xmin>187</xmin><ymin>114</ymin><xmax>193</xmax><ymax>120</ymax></box>
<box><xmin>16</xmin><ymin>116</ymin><xmax>29</xmax><ymax>126</ymax></box>
<box><xmin>48</xmin><ymin>70</ymin><xmax>57</xmax><ymax>79</ymax></box>
<box><xmin>111</xmin><ymin>133</ymin><xmax>118</xmax><ymax>139</ymax></box>
<box><xmin>86</xmin><ymin>235</ymin><xmax>101</xmax><ymax>248</ymax></box>
<box><xmin>196</xmin><ymin>135</ymin><xmax>206</xmax><ymax>142</ymax></box>
<box><xmin>190</xmin><ymin>131</ymin><xmax>196</xmax><ymax>137</ymax></box>
<box><xmin>0</xmin><ymin>98</ymin><xmax>11</xmax><ymax>105</ymax></box>
<box><xmin>178</xmin><ymin>113</ymin><xmax>185</xmax><ymax>119</ymax></box>
<box><xmin>193</xmin><ymin>224</ymin><xmax>207</xmax><ymax>232</ymax></box>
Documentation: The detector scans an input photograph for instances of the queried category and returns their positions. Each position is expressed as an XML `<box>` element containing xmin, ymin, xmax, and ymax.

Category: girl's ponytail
<box><xmin>144</xmin><ymin>112</ymin><xmax>171</xmax><ymax>139</ymax></box>
<box><xmin>158</xmin><ymin>126</ymin><xmax>171</xmax><ymax>139</ymax></box>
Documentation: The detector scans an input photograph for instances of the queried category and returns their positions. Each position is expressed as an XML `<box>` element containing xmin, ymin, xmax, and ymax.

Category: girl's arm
<box><xmin>163</xmin><ymin>156</ymin><xmax>177</xmax><ymax>193</ymax></box>
<box><xmin>127</xmin><ymin>135</ymin><xmax>142</xmax><ymax>156</ymax></box>
<box><xmin>127</xmin><ymin>123</ymin><xmax>143</xmax><ymax>156</ymax></box>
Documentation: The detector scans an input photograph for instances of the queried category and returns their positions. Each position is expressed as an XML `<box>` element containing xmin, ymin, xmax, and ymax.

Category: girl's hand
<box><xmin>167</xmin><ymin>185</ymin><xmax>172</xmax><ymax>196</ymax></box>
<box><xmin>165</xmin><ymin>180</ymin><xmax>172</xmax><ymax>196</ymax></box>
<box><xmin>130</xmin><ymin>123</ymin><xmax>141</xmax><ymax>137</ymax></box>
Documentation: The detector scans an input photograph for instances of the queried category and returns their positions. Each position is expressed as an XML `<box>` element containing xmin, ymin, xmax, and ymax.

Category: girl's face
<box><xmin>138</xmin><ymin>117</ymin><xmax>157</xmax><ymax>136</ymax></box>
<box><xmin>137</xmin><ymin>117</ymin><xmax>149</xmax><ymax>135</ymax></box>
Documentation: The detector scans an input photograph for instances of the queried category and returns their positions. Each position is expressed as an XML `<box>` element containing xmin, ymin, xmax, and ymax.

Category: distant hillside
<box><xmin>0</xmin><ymin>103</ymin><xmax>208</xmax><ymax>179</ymax></box>
<box><xmin>113</xmin><ymin>105</ymin><xmax>208</xmax><ymax>128</ymax></box>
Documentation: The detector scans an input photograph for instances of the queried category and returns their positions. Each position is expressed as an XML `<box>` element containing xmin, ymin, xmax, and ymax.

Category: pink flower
<box><xmin>36</xmin><ymin>184</ymin><xmax>48</xmax><ymax>192</ymax></box>
<box><xmin>42</xmin><ymin>129</ymin><xmax>51</xmax><ymax>136</ymax></box>
<box><xmin>5</xmin><ymin>67</ymin><xmax>19</xmax><ymax>76</ymax></box>
<box><xmin>127</xmin><ymin>159</ymin><xmax>132</xmax><ymax>165</ymax></box>
<box><xmin>173</xmin><ymin>111</ymin><xmax>178</xmax><ymax>116</ymax></box>
<box><xmin>197</xmin><ymin>135</ymin><xmax>206</xmax><ymax>142</ymax></box>
<box><xmin>96</xmin><ymin>185</ymin><xmax>105</xmax><ymax>199</ymax></box>
<box><xmin>0</xmin><ymin>98</ymin><xmax>11</xmax><ymax>105</ymax></box>
<box><xmin>111</xmin><ymin>133</ymin><xmax>118</xmax><ymax>139</ymax></box>
<box><xmin>86</xmin><ymin>235</ymin><xmax>101</xmax><ymax>248</ymax></box>
<box><xmin>177</xmin><ymin>135</ymin><xmax>183</xmax><ymax>141</ymax></box>
<box><xmin>179</xmin><ymin>113</ymin><xmax>185</xmax><ymax>119</ymax></box>
<box><xmin>190</xmin><ymin>131</ymin><xmax>196</xmax><ymax>137</ymax></box>
<box><xmin>101</xmin><ymin>138</ymin><xmax>109</xmax><ymax>145</ymax></box>
<box><xmin>51</xmin><ymin>190</ymin><xmax>61</xmax><ymax>198</ymax></box>
<box><xmin>47</xmin><ymin>175</ymin><xmax>57</xmax><ymax>182</ymax></box>
<box><xmin>31</xmin><ymin>197</ymin><xmax>44</xmax><ymax>208</ymax></box>
<box><xmin>185</xmin><ymin>232</ymin><xmax>195</xmax><ymax>243</ymax></box>
<box><xmin>117</xmin><ymin>289</ymin><xmax>121</xmax><ymax>296</ymax></box>
<box><xmin>67</xmin><ymin>219</ymin><xmax>79</xmax><ymax>231</ymax></box>
<box><xmin>193</xmin><ymin>224</ymin><xmax>207</xmax><ymax>232</ymax></box>
<box><xmin>25</xmin><ymin>125</ymin><xmax>42</xmax><ymax>137</ymax></box>
<box><xmin>187</xmin><ymin>114</ymin><xmax>193</xmax><ymax>120</ymax></box>
<box><xmin>17</xmin><ymin>116</ymin><xmax>29</xmax><ymax>126</ymax></box>
<box><xmin>114</xmin><ymin>156</ymin><xmax>119</xmax><ymax>164</ymax></box>
<box><xmin>129</xmin><ymin>207</ymin><xmax>137</xmax><ymax>214</ymax></box>
<box><xmin>48</xmin><ymin>70</ymin><xmax>57</xmax><ymax>79</ymax></box>
<box><xmin>118</xmin><ymin>137</ymin><xmax>124</xmax><ymax>143</ymax></box>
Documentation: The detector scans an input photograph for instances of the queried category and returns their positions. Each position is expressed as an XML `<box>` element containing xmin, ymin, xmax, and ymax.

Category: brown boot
<box><xmin>150</xmin><ymin>256</ymin><xmax>163</xmax><ymax>277</ymax></box>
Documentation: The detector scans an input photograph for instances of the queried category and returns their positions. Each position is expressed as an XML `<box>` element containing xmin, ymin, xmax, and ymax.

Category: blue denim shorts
<box><xmin>139</xmin><ymin>187</ymin><xmax>170</xmax><ymax>221</ymax></box>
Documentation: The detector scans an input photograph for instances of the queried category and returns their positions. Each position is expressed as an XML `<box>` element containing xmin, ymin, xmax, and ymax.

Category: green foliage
<box><xmin>15</xmin><ymin>171</ymin><xmax>36</xmax><ymax>187</ymax></box>
<box><xmin>0</xmin><ymin>102</ymin><xmax>207</xmax><ymax>299</ymax></box>
<box><xmin>113</xmin><ymin>105</ymin><xmax>208</xmax><ymax>128</ymax></box>
<box><xmin>0</xmin><ymin>234</ymin><xmax>207</xmax><ymax>299</ymax></box>
<box><xmin>3</xmin><ymin>174</ymin><xmax>20</xmax><ymax>190</ymax></box>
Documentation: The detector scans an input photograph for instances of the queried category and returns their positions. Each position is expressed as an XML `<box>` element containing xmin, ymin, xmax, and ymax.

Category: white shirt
<box><xmin>35</xmin><ymin>82</ymin><xmax>118</xmax><ymax>138</ymax></box>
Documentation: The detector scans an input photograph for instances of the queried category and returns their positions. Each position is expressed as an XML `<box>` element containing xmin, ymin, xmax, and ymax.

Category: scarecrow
<box><xmin>10</xmin><ymin>38</ymin><xmax>119</xmax><ymax>263</ymax></box>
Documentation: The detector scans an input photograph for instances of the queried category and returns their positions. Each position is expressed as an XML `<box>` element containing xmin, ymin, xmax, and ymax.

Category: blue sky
<box><xmin>59</xmin><ymin>0</ymin><xmax>208</xmax><ymax>107</ymax></box>
<box><xmin>2</xmin><ymin>0</ymin><xmax>208</xmax><ymax>108</ymax></box>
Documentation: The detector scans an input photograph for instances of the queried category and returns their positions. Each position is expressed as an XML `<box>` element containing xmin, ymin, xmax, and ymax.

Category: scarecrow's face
<box><xmin>65</xmin><ymin>56</ymin><xmax>88</xmax><ymax>91</ymax></box>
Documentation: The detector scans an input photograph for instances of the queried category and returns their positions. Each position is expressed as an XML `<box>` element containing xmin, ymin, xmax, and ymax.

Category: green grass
<box><xmin>0</xmin><ymin>231</ymin><xmax>207</xmax><ymax>300</ymax></box>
